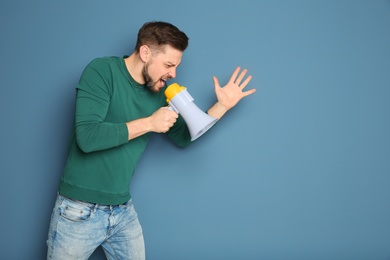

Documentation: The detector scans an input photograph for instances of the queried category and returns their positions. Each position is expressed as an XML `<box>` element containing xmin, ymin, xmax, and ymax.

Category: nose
<box><xmin>168</xmin><ymin>68</ymin><xmax>177</xmax><ymax>79</ymax></box>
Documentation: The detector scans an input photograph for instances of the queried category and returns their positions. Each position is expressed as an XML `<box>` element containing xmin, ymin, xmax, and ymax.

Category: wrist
<box><xmin>126</xmin><ymin>117</ymin><xmax>153</xmax><ymax>140</ymax></box>
<box><xmin>207</xmin><ymin>101</ymin><xmax>228</xmax><ymax>120</ymax></box>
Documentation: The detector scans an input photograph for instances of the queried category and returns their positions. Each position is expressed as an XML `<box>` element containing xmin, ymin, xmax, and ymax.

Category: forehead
<box><xmin>154</xmin><ymin>45</ymin><xmax>183</xmax><ymax>65</ymax></box>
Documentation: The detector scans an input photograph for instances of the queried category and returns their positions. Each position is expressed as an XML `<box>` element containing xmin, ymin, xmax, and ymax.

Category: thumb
<box><xmin>213</xmin><ymin>76</ymin><xmax>221</xmax><ymax>90</ymax></box>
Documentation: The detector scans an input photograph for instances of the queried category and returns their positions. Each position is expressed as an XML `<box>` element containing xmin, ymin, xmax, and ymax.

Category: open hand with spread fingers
<box><xmin>207</xmin><ymin>67</ymin><xmax>256</xmax><ymax>119</ymax></box>
<box><xmin>213</xmin><ymin>67</ymin><xmax>256</xmax><ymax>111</ymax></box>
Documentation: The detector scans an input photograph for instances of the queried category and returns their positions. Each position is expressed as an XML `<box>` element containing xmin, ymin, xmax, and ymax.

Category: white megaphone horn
<box><xmin>165</xmin><ymin>83</ymin><xmax>218</xmax><ymax>141</ymax></box>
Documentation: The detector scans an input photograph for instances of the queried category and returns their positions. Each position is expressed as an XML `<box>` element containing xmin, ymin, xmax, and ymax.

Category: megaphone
<box><xmin>165</xmin><ymin>83</ymin><xmax>218</xmax><ymax>141</ymax></box>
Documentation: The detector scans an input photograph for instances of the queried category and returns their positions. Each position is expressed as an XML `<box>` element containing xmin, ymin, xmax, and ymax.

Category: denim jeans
<box><xmin>47</xmin><ymin>194</ymin><xmax>145</xmax><ymax>260</ymax></box>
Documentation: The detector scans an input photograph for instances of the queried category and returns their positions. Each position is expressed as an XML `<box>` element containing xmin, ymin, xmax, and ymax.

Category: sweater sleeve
<box><xmin>74</xmin><ymin>59</ymin><xmax>129</xmax><ymax>153</ymax></box>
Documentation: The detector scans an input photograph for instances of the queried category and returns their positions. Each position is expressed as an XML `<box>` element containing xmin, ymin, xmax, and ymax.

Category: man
<box><xmin>47</xmin><ymin>21</ymin><xmax>256</xmax><ymax>259</ymax></box>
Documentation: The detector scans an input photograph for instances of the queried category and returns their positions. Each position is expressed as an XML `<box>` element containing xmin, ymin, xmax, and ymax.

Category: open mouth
<box><xmin>155</xmin><ymin>79</ymin><xmax>165</xmax><ymax>89</ymax></box>
<box><xmin>160</xmin><ymin>76</ymin><xmax>171</xmax><ymax>88</ymax></box>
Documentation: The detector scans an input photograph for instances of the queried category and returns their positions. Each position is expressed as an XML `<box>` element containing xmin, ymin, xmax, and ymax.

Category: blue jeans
<box><xmin>47</xmin><ymin>194</ymin><xmax>145</xmax><ymax>260</ymax></box>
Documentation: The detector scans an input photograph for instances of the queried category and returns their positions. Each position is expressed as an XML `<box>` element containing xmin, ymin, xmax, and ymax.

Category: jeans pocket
<box><xmin>59</xmin><ymin>198</ymin><xmax>93</xmax><ymax>222</ymax></box>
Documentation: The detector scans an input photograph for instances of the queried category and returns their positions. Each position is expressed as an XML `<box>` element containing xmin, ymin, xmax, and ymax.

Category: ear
<box><xmin>139</xmin><ymin>45</ymin><xmax>151</xmax><ymax>63</ymax></box>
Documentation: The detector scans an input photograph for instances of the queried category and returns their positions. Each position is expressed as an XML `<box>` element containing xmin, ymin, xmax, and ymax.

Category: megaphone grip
<box><xmin>168</xmin><ymin>103</ymin><xmax>179</xmax><ymax>114</ymax></box>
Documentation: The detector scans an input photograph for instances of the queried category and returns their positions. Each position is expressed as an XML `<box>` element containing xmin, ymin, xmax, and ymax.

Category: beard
<box><xmin>142</xmin><ymin>62</ymin><xmax>155</xmax><ymax>91</ymax></box>
<box><xmin>142</xmin><ymin>62</ymin><xmax>168</xmax><ymax>93</ymax></box>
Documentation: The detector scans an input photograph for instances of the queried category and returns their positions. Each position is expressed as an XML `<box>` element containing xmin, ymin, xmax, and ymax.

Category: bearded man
<box><xmin>46</xmin><ymin>21</ymin><xmax>255</xmax><ymax>260</ymax></box>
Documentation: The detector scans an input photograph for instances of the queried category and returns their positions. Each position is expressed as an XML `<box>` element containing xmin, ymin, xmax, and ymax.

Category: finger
<box><xmin>235</xmin><ymin>69</ymin><xmax>248</xmax><ymax>85</ymax></box>
<box><xmin>169</xmin><ymin>114</ymin><xmax>178</xmax><ymax>122</ymax></box>
<box><xmin>239</xmin><ymin>75</ymin><xmax>253</xmax><ymax>89</ymax></box>
<box><xmin>242</xmin><ymin>88</ymin><xmax>257</xmax><ymax>97</ymax></box>
<box><xmin>167</xmin><ymin>109</ymin><xmax>178</xmax><ymax>116</ymax></box>
<box><xmin>213</xmin><ymin>76</ymin><xmax>221</xmax><ymax>89</ymax></box>
<box><xmin>228</xmin><ymin>67</ymin><xmax>241</xmax><ymax>83</ymax></box>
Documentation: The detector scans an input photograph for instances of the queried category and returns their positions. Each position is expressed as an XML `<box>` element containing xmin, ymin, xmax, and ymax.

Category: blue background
<box><xmin>1</xmin><ymin>0</ymin><xmax>390</xmax><ymax>259</ymax></box>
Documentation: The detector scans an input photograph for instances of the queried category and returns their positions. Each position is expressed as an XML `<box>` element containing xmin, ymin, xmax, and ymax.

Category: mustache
<box><xmin>142</xmin><ymin>64</ymin><xmax>172</xmax><ymax>91</ymax></box>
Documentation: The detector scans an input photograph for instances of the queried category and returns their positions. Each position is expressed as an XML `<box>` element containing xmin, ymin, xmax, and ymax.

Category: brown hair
<box><xmin>134</xmin><ymin>21</ymin><xmax>189</xmax><ymax>54</ymax></box>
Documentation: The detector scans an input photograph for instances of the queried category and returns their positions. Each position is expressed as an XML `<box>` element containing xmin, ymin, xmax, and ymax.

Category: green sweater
<box><xmin>59</xmin><ymin>57</ymin><xmax>192</xmax><ymax>205</ymax></box>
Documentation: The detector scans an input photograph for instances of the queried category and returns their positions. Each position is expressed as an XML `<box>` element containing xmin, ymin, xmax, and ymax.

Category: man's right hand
<box><xmin>148</xmin><ymin>107</ymin><xmax>178</xmax><ymax>133</ymax></box>
<box><xmin>126</xmin><ymin>107</ymin><xmax>178</xmax><ymax>140</ymax></box>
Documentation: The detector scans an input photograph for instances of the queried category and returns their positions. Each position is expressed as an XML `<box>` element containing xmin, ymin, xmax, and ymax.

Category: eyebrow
<box><xmin>166</xmin><ymin>62</ymin><xmax>178</xmax><ymax>67</ymax></box>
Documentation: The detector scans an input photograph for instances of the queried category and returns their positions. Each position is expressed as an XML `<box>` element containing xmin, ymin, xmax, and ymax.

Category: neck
<box><xmin>124</xmin><ymin>52</ymin><xmax>145</xmax><ymax>84</ymax></box>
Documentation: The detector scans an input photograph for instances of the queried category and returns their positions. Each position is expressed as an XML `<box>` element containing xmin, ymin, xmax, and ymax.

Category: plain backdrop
<box><xmin>1</xmin><ymin>0</ymin><xmax>389</xmax><ymax>259</ymax></box>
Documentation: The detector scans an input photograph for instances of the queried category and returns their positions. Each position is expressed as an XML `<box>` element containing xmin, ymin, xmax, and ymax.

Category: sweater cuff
<box><xmin>117</xmin><ymin>123</ymin><xmax>129</xmax><ymax>145</ymax></box>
